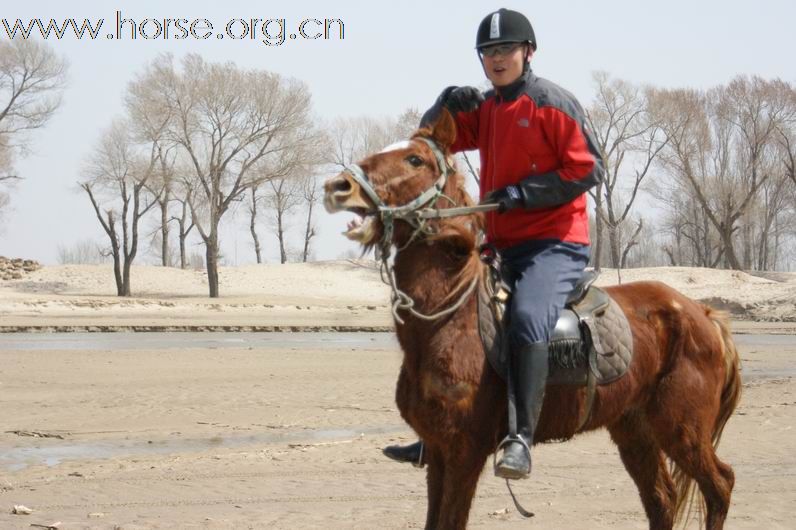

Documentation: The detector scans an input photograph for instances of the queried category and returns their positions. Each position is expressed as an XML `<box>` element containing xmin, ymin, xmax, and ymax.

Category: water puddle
<box><xmin>733</xmin><ymin>334</ymin><xmax>796</xmax><ymax>346</ymax></box>
<box><xmin>742</xmin><ymin>369</ymin><xmax>795</xmax><ymax>383</ymax></box>
<box><xmin>1</xmin><ymin>424</ymin><xmax>407</xmax><ymax>472</ymax></box>
<box><xmin>0</xmin><ymin>331</ymin><xmax>399</xmax><ymax>351</ymax></box>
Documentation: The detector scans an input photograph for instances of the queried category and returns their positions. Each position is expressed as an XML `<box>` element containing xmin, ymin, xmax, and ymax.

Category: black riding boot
<box><xmin>495</xmin><ymin>342</ymin><xmax>549</xmax><ymax>480</ymax></box>
<box><xmin>382</xmin><ymin>440</ymin><xmax>425</xmax><ymax>467</ymax></box>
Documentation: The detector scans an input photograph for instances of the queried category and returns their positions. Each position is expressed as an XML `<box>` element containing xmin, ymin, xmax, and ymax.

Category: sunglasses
<box><xmin>479</xmin><ymin>43</ymin><xmax>523</xmax><ymax>58</ymax></box>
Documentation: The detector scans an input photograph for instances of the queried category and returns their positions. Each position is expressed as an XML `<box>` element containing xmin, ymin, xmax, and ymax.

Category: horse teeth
<box><xmin>343</xmin><ymin>214</ymin><xmax>374</xmax><ymax>242</ymax></box>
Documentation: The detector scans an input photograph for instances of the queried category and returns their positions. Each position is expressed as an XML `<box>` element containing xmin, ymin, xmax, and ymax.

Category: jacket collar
<box><xmin>495</xmin><ymin>68</ymin><xmax>535</xmax><ymax>103</ymax></box>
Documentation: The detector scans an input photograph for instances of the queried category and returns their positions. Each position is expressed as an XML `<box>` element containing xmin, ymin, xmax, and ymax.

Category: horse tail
<box><xmin>672</xmin><ymin>308</ymin><xmax>742</xmax><ymax>526</ymax></box>
<box><xmin>707</xmin><ymin>309</ymin><xmax>742</xmax><ymax>448</ymax></box>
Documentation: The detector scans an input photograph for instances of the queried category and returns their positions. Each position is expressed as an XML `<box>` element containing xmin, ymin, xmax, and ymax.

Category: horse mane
<box><xmin>428</xmin><ymin>221</ymin><xmax>484</xmax><ymax>312</ymax></box>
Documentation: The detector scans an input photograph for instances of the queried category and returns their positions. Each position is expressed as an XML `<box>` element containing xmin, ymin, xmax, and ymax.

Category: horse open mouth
<box><xmin>343</xmin><ymin>207</ymin><xmax>378</xmax><ymax>243</ymax></box>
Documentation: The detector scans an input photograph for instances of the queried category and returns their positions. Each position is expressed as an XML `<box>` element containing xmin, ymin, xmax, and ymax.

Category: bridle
<box><xmin>342</xmin><ymin>136</ymin><xmax>498</xmax><ymax>324</ymax></box>
<box><xmin>343</xmin><ymin>137</ymin><xmax>498</xmax><ymax>254</ymax></box>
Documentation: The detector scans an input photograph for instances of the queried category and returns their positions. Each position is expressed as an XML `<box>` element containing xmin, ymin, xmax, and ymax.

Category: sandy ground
<box><xmin>0</xmin><ymin>334</ymin><xmax>793</xmax><ymax>530</ymax></box>
<box><xmin>0</xmin><ymin>262</ymin><xmax>794</xmax><ymax>528</ymax></box>
<box><xmin>0</xmin><ymin>262</ymin><xmax>795</xmax><ymax>331</ymax></box>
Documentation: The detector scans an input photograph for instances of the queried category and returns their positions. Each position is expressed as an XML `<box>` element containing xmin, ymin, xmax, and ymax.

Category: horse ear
<box><xmin>430</xmin><ymin>109</ymin><xmax>457</xmax><ymax>151</ymax></box>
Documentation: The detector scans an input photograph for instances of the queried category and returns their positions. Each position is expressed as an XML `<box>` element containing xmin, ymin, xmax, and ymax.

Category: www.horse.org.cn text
<box><xmin>1</xmin><ymin>11</ymin><xmax>345</xmax><ymax>46</ymax></box>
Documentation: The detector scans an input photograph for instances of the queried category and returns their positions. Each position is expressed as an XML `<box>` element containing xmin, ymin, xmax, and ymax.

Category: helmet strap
<box><xmin>477</xmin><ymin>50</ymin><xmax>487</xmax><ymax>77</ymax></box>
<box><xmin>522</xmin><ymin>43</ymin><xmax>532</xmax><ymax>74</ymax></box>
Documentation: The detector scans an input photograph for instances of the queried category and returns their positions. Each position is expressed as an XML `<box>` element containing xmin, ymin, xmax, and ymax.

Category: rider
<box><xmin>383</xmin><ymin>8</ymin><xmax>604</xmax><ymax>480</ymax></box>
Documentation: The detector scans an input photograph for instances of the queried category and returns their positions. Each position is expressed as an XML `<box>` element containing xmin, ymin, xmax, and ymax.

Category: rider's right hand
<box><xmin>443</xmin><ymin>86</ymin><xmax>484</xmax><ymax>115</ymax></box>
<box><xmin>420</xmin><ymin>86</ymin><xmax>484</xmax><ymax>129</ymax></box>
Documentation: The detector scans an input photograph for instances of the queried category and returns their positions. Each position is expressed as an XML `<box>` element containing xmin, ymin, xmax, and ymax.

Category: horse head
<box><xmin>324</xmin><ymin>111</ymin><xmax>480</xmax><ymax>253</ymax></box>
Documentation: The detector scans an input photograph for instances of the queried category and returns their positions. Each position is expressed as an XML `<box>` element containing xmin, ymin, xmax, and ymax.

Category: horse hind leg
<box><xmin>608</xmin><ymin>413</ymin><xmax>677</xmax><ymax>530</ymax></box>
<box><xmin>648</xmin><ymin>367</ymin><xmax>735</xmax><ymax>529</ymax></box>
<box><xmin>655</xmin><ymin>420</ymin><xmax>734</xmax><ymax>530</ymax></box>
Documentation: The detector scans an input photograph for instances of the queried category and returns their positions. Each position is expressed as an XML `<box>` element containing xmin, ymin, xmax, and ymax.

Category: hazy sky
<box><xmin>1</xmin><ymin>0</ymin><xmax>794</xmax><ymax>265</ymax></box>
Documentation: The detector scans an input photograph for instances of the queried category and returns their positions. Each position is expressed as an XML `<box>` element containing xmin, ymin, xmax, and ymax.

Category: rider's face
<box><xmin>482</xmin><ymin>43</ymin><xmax>530</xmax><ymax>87</ymax></box>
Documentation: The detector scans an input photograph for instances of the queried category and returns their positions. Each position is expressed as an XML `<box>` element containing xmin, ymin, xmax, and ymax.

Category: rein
<box><xmin>343</xmin><ymin>137</ymin><xmax>498</xmax><ymax>324</ymax></box>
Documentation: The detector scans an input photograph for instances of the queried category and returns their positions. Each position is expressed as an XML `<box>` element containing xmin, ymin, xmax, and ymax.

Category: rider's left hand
<box><xmin>482</xmin><ymin>185</ymin><xmax>524</xmax><ymax>213</ymax></box>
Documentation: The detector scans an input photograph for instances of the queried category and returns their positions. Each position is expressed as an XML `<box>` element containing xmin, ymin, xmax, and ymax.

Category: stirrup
<box><xmin>493</xmin><ymin>434</ymin><xmax>531</xmax><ymax>476</ymax></box>
<box><xmin>413</xmin><ymin>441</ymin><xmax>425</xmax><ymax>469</ymax></box>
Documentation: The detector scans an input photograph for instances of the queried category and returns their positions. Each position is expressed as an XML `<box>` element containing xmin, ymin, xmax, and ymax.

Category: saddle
<box><xmin>477</xmin><ymin>254</ymin><xmax>634</xmax><ymax>389</ymax></box>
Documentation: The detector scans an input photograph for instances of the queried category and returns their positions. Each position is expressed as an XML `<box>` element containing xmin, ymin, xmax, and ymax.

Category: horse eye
<box><xmin>406</xmin><ymin>155</ymin><xmax>423</xmax><ymax>168</ymax></box>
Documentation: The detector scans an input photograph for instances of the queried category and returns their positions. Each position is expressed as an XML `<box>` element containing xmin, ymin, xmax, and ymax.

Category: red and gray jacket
<box><xmin>423</xmin><ymin>69</ymin><xmax>604</xmax><ymax>248</ymax></box>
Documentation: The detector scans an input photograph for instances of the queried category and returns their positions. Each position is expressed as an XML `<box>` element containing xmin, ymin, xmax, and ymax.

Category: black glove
<box><xmin>444</xmin><ymin>86</ymin><xmax>484</xmax><ymax>115</ymax></box>
<box><xmin>482</xmin><ymin>185</ymin><xmax>525</xmax><ymax>213</ymax></box>
<box><xmin>420</xmin><ymin>86</ymin><xmax>484</xmax><ymax>128</ymax></box>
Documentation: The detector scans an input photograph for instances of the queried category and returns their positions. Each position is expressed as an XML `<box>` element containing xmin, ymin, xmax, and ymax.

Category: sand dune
<box><xmin>0</xmin><ymin>261</ymin><xmax>794</xmax><ymax>330</ymax></box>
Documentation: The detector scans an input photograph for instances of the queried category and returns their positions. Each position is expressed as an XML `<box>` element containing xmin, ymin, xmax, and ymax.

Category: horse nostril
<box><xmin>332</xmin><ymin>178</ymin><xmax>352</xmax><ymax>194</ymax></box>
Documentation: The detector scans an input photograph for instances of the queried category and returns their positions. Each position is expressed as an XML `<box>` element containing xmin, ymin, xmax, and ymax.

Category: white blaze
<box><xmin>379</xmin><ymin>141</ymin><xmax>413</xmax><ymax>153</ymax></box>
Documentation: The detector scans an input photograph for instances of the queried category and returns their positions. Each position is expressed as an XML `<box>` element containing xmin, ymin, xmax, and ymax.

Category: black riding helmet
<box><xmin>475</xmin><ymin>8</ymin><xmax>536</xmax><ymax>51</ymax></box>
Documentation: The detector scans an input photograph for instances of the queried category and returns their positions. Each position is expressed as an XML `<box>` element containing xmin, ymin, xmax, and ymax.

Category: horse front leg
<box><xmin>435</xmin><ymin>448</ymin><xmax>487</xmax><ymax>530</ymax></box>
<box><xmin>423</xmin><ymin>444</ymin><xmax>445</xmax><ymax>530</ymax></box>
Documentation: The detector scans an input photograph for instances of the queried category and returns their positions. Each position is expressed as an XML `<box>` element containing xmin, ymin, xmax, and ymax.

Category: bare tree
<box><xmin>740</xmin><ymin>157</ymin><xmax>792</xmax><ymax>270</ymax></box>
<box><xmin>329</xmin><ymin>115</ymin><xmax>405</xmax><ymax>169</ymax></box>
<box><xmin>248</xmin><ymin>123</ymin><xmax>326</xmax><ymax>264</ymax></box>
<box><xmin>80</xmin><ymin>119</ymin><xmax>159</xmax><ymax>296</ymax></box>
<box><xmin>247</xmin><ymin>184</ymin><xmax>264</xmax><ymax>263</ymax></box>
<box><xmin>0</xmin><ymin>39</ymin><xmax>67</xmax><ymax>220</ymax></box>
<box><xmin>0</xmin><ymin>139</ymin><xmax>14</xmax><ymax>179</ymax></box>
<box><xmin>458</xmin><ymin>152</ymin><xmax>481</xmax><ymax>187</ymax></box>
<box><xmin>265</xmin><ymin>175</ymin><xmax>303</xmax><ymax>264</ymax></box>
<box><xmin>56</xmin><ymin>239</ymin><xmax>107</xmax><ymax>265</ymax></box>
<box><xmin>125</xmin><ymin>72</ymin><xmax>177</xmax><ymax>267</ymax></box>
<box><xmin>300</xmin><ymin>174</ymin><xmax>320</xmax><ymax>262</ymax></box>
<box><xmin>295</xmin><ymin>130</ymin><xmax>330</xmax><ymax>263</ymax></box>
<box><xmin>171</xmin><ymin>185</ymin><xmax>196</xmax><ymax>269</ymax></box>
<box><xmin>128</xmin><ymin>54</ymin><xmax>317</xmax><ymax>296</ymax></box>
<box><xmin>0</xmin><ymin>39</ymin><xmax>67</xmax><ymax>174</ymax></box>
<box><xmin>650</xmin><ymin>76</ymin><xmax>795</xmax><ymax>270</ymax></box>
<box><xmin>779</xmin><ymin>119</ymin><xmax>796</xmax><ymax>187</ymax></box>
<box><xmin>145</xmin><ymin>145</ymin><xmax>177</xmax><ymax>266</ymax></box>
<box><xmin>395</xmin><ymin>107</ymin><xmax>422</xmax><ymax>138</ymax></box>
<box><xmin>585</xmin><ymin>72</ymin><xmax>668</xmax><ymax>270</ymax></box>
<box><xmin>0</xmin><ymin>169</ymin><xmax>17</xmax><ymax>225</ymax></box>
<box><xmin>620</xmin><ymin>220</ymin><xmax>668</xmax><ymax>268</ymax></box>
<box><xmin>135</xmin><ymin>144</ymin><xmax>177</xmax><ymax>267</ymax></box>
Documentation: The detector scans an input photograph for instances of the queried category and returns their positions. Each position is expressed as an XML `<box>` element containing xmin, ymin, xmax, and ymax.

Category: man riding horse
<box><xmin>383</xmin><ymin>7</ymin><xmax>605</xmax><ymax>480</ymax></box>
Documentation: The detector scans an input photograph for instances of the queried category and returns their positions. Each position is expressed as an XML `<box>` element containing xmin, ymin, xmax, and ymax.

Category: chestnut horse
<box><xmin>323</xmin><ymin>111</ymin><xmax>741</xmax><ymax>530</ymax></box>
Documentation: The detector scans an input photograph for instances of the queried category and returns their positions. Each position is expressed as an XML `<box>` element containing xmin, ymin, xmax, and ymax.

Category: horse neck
<box><xmin>391</xmin><ymin>241</ymin><xmax>479</xmax><ymax>372</ymax></box>
<box><xmin>393</xmin><ymin>242</ymin><xmax>462</xmax><ymax>313</ymax></box>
